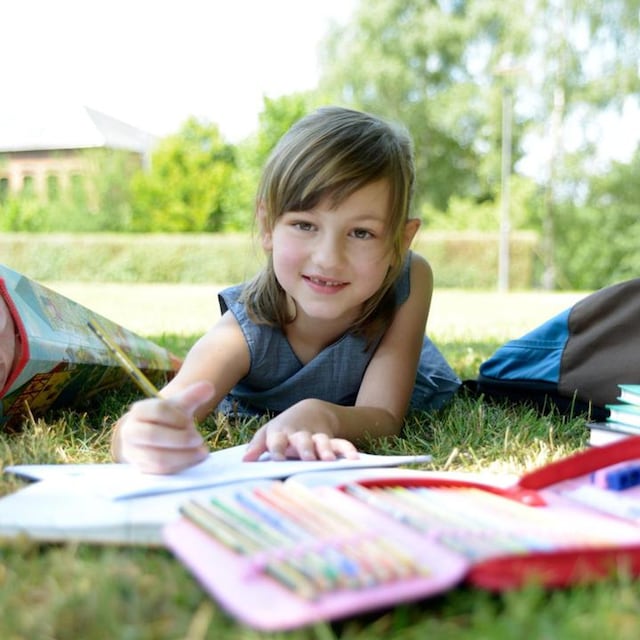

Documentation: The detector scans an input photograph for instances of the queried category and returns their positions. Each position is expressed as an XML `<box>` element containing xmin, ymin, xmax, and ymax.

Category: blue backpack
<box><xmin>471</xmin><ymin>279</ymin><xmax>640</xmax><ymax>419</ymax></box>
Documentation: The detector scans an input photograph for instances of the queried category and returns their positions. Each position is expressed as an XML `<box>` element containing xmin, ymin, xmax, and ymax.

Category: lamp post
<box><xmin>494</xmin><ymin>57</ymin><xmax>522</xmax><ymax>292</ymax></box>
<box><xmin>498</xmin><ymin>83</ymin><xmax>513</xmax><ymax>292</ymax></box>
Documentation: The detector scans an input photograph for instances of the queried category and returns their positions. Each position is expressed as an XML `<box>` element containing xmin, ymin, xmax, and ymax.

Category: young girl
<box><xmin>112</xmin><ymin>106</ymin><xmax>460</xmax><ymax>473</ymax></box>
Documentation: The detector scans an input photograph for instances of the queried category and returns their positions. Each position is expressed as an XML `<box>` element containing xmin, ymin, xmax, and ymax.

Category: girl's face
<box><xmin>261</xmin><ymin>179</ymin><xmax>396</xmax><ymax>327</ymax></box>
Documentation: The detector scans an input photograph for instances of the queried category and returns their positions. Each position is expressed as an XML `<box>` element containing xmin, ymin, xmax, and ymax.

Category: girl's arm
<box><xmin>243</xmin><ymin>253</ymin><xmax>433</xmax><ymax>461</ymax></box>
<box><xmin>353</xmin><ymin>252</ymin><xmax>433</xmax><ymax>428</ymax></box>
<box><xmin>111</xmin><ymin>311</ymin><xmax>251</xmax><ymax>473</ymax></box>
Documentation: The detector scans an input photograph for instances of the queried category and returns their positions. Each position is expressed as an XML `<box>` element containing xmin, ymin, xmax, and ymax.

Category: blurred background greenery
<box><xmin>2</xmin><ymin>0</ymin><xmax>639</xmax><ymax>291</ymax></box>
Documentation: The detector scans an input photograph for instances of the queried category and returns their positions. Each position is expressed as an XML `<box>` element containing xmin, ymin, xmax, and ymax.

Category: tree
<box><xmin>254</xmin><ymin>94</ymin><xmax>314</xmax><ymax>168</ymax></box>
<box><xmin>317</xmin><ymin>0</ymin><xmax>532</xmax><ymax>215</ymax></box>
<box><xmin>130</xmin><ymin>118</ymin><xmax>236</xmax><ymax>232</ymax></box>
<box><xmin>317</xmin><ymin>0</ymin><xmax>640</xmax><ymax>289</ymax></box>
<box><xmin>221</xmin><ymin>93</ymin><xmax>323</xmax><ymax>230</ymax></box>
<box><xmin>554</xmin><ymin>149</ymin><xmax>640</xmax><ymax>289</ymax></box>
<box><xmin>83</xmin><ymin>148</ymin><xmax>136</xmax><ymax>231</ymax></box>
<box><xmin>516</xmin><ymin>0</ymin><xmax>640</xmax><ymax>288</ymax></box>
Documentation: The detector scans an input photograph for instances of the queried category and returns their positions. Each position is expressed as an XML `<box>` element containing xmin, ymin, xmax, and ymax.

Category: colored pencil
<box><xmin>87</xmin><ymin>318</ymin><xmax>161</xmax><ymax>398</ymax></box>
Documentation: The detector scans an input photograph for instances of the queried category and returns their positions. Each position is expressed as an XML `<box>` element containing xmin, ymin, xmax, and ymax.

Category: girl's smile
<box><xmin>302</xmin><ymin>274</ymin><xmax>350</xmax><ymax>294</ymax></box>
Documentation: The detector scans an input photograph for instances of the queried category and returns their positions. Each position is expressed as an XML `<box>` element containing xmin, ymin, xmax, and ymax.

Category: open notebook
<box><xmin>164</xmin><ymin>437</ymin><xmax>640</xmax><ymax>631</ymax></box>
<box><xmin>0</xmin><ymin>445</ymin><xmax>431</xmax><ymax>544</ymax></box>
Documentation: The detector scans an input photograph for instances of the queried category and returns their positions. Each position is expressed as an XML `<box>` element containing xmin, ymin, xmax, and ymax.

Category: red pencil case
<box><xmin>163</xmin><ymin>437</ymin><xmax>640</xmax><ymax>631</ymax></box>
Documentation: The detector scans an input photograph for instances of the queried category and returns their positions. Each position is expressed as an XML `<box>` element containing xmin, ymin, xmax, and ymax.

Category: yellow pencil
<box><xmin>87</xmin><ymin>319</ymin><xmax>161</xmax><ymax>398</ymax></box>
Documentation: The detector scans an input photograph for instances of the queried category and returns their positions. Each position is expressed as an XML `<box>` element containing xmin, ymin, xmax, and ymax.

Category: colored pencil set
<box><xmin>164</xmin><ymin>440</ymin><xmax>640</xmax><ymax>630</ymax></box>
<box><xmin>344</xmin><ymin>482</ymin><xmax>640</xmax><ymax>559</ymax></box>
<box><xmin>179</xmin><ymin>481</ymin><xmax>433</xmax><ymax>601</ymax></box>
<box><xmin>177</xmin><ymin>478</ymin><xmax>640</xmax><ymax>602</ymax></box>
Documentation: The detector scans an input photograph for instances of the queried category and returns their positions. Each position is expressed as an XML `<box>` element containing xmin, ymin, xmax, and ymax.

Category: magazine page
<box><xmin>0</xmin><ymin>264</ymin><xmax>180</xmax><ymax>427</ymax></box>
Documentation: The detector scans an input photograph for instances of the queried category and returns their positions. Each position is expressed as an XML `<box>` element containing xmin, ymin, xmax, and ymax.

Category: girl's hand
<box><xmin>114</xmin><ymin>381</ymin><xmax>214</xmax><ymax>474</ymax></box>
<box><xmin>242</xmin><ymin>399</ymin><xmax>359</xmax><ymax>462</ymax></box>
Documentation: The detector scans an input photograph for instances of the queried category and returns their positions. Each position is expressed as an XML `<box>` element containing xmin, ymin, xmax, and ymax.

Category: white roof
<box><xmin>0</xmin><ymin>104</ymin><xmax>157</xmax><ymax>153</ymax></box>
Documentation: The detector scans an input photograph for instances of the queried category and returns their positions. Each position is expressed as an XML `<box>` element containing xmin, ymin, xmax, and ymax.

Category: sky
<box><xmin>3</xmin><ymin>0</ymin><xmax>637</xmax><ymax>168</ymax></box>
<box><xmin>3</xmin><ymin>0</ymin><xmax>356</xmax><ymax>141</ymax></box>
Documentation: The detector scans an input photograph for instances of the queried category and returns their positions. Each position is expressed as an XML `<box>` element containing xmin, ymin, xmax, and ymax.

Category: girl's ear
<box><xmin>257</xmin><ymin>203</ymin><xmax>273</xmax><ymax>251</ymax></box>
<box><xmin>402</xmin><ymin>217</ymin><xmax>421</xmax><ymax>251</ymax></box>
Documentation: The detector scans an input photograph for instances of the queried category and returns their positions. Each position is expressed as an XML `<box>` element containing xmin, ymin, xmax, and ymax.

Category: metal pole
<box><xmin>498</xmin><ymin>84</ymin><xmax>512</xmax><ymax>292</ymax></box>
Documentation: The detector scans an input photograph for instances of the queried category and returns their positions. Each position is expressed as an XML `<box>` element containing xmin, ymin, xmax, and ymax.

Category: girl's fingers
<box><xmin>276</xmin><ymin>431</ymin><xmax>360</xmax><ymax>461</ymax></box>
<box><xmin>243</xmin><ymin>422</ymin><xmax>360</xmax><ymax>463</ymax></box>
<box><xmin>265</xmin><ymin>431</ymin><xmax>291</xmax><ymax>461</ymax></box>
<box><xmin>165</xmin><ymin>380</ymin><xmax>215</xmax><ymax>418</ymax></box>
<box><xmin>327</xmin><ymin>437</ymin><xmax>360</xmax><ymax>460</ymax></box>
<box><xmin>118</xmin><ymin>381</ymin><xmax>215</xmax><ymax>472</ymax></box>
<box><xmin>127</xmin><ymin>443</ymin><xmax>209</xmax><ymax>475</ymax></box>
<box><xmin>286</xmin><ymin>431</ymin><xmax>320</xmax><ymax>461</ymax></box>
<box><xmin>309</xmin><ymin>432</ymin><xmax>336</xmax><ymax>461</ymax></box>
<box><xmin>242</xmin><ymin>427</ymin><xmax>268</xmax><ymax>461</ymax></box>
<box><xmin>121</xmin><ymin>409</ymin><xmax>204</xmax><ymax>449</ymax></box>
<box><xmin>130</xmin><ymin>381</ymin><xmax>215</xmax><ymax>427</ymax></box>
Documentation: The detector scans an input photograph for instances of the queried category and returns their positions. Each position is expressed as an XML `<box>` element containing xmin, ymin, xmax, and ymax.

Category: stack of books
<box><xmin>588</xmin><ymin>384</ymin><xmax>640</xmax><ymax>446</ymax></box>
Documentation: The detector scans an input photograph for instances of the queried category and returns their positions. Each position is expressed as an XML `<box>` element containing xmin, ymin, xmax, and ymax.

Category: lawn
<box><xmin>44</xmin><ymin>282</ymin><xmax>585</xmax><ymax>340</ymax></box>
<box><xmin>2</xmin><ymin>286</ymin><xmax>638</xmax><ymax>640</ymax></box>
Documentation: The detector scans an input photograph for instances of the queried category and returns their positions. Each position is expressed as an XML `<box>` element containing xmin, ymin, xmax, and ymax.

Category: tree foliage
<box><xmin>130</xmin><ymin>118</ymin><xmax>236</xmax><ymax>232</ymax></box>
<box><xmin>554</xmin><ymin>149</ymin><xmax>640</xmax><ymax>289</ymax></box>
<box><xmin>254</xmin><ymin>94</ymin><xmax>315</xmax><ymax>169</ymax></box>
<box><xmin>4</xmin><ymin>0</ymin><xmax>639</xmax><ymax>290</ymax></box>
<box><xmin>521</xmin><ymin>0</ymin><xmax>640</xmax><ymax>288</ymax></box>
<box><xmin>318</xmin><ymin>0</ymin><xmax>532</xmax><ymax>214</ymax></box>
<box><xmin>216</xmin><ymin>93</ymin><xmax>322</xmax><ymax>231</ymax></box>
<box><xmin>317</xmin><ymin>0</ymin><xmax>640</xmax><ymax>289</ymax></box>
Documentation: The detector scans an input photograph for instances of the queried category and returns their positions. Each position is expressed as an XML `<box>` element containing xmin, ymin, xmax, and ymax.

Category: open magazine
<box><xmin>0</xmin><ymin>264</ymin><xmax>181</xmax><ymax>428</ymax></box>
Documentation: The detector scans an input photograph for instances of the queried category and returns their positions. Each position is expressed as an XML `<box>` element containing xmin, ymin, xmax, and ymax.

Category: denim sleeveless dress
<box><xmin>217</xmin><ymin>253</ymin><xmax>460</xmax><ymax>416</ymax></box>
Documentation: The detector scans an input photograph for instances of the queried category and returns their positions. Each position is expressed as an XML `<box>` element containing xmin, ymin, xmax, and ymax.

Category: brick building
<box><xmin>0</xmin><ymin>105</ymin><xmax>156</xmax><ymax>202</ymax></box>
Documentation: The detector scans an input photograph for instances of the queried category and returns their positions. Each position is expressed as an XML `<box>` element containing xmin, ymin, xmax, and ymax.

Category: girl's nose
<box><xmin>312</xmin><ymin>233</ymin><xmax>344</xmax><ymax>270</ymax></box>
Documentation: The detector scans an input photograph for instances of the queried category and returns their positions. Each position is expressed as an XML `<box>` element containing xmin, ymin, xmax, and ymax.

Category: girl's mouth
<box><xmin>303</xmin><ymin>275</ymin><xmax>348</xmax><ymax>292</ymax></box>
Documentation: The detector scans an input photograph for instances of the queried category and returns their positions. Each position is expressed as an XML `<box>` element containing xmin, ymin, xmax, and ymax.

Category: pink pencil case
<box><xmin>163</xmin><ymin>437</ymin><xmax>640</xmax><ymax>631</ymax></box>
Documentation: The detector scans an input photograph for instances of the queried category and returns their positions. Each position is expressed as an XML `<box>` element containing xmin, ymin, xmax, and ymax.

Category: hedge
<box><xmin>0</xmin><ymin>230</ymin><xmax>539</xmax><ymax>288</ymax></box>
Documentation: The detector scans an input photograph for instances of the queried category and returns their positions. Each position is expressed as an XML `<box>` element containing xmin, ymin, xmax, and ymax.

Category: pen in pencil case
<box><xmin>591</xmin><ymin>463</ymin><xmax>640</xmax><ymax>491</ymax></box>
<box><xmin>87</xmin><ymin>319</ymin><xmax>161</xmax><ymax>398</ymax></box>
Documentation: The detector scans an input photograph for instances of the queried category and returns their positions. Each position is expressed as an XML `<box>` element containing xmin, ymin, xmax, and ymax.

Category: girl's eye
<box><xmin>293</xmin><ymin>221</ymin><xmax>315</xmax><ymax>232</ymax></box>
<box><xmin>351</xmin><ymin>228</ymin><xmax>374</xmax><ymax>240</ymax></box>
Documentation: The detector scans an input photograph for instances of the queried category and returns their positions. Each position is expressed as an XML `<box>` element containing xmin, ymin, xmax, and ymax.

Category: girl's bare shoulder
<box><xmin>409</xmin><ymin>251</ymin><xmax>434</xmax><ymax>293</ymax></box>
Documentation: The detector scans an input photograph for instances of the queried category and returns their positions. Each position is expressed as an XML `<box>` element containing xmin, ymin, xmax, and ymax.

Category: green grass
<box><xmin>2</xmin><ymin>322</ymin><xmax>639</xmax><ymax>638</ymax></box>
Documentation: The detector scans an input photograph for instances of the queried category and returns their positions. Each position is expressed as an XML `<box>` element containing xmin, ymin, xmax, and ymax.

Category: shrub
<box><xmin>0</xmin><ymin>230</ymin><xmax>539</xmax><ymax>288</ymax></box>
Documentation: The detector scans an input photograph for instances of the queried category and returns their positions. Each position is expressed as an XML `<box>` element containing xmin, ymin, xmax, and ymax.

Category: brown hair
<box><xmin>242</xmin><ymin>106</ymin><xmax>416</xmax><ymax>342</ymax></box>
